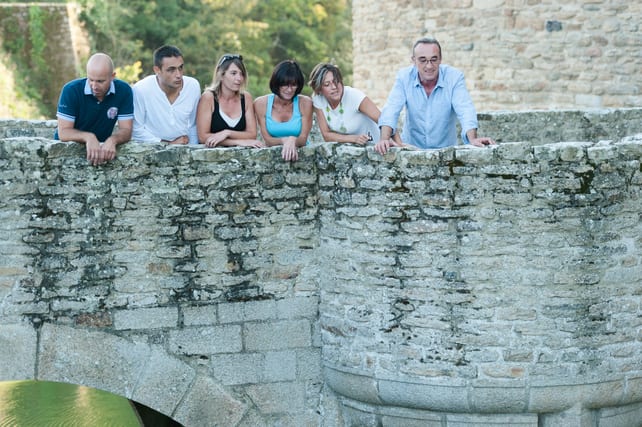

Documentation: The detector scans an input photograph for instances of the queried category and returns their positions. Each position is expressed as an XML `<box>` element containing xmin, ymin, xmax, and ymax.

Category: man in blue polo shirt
<box><xmin>55</xmin><ymin>53</ymin><xmax>134</xmax><ymax>166</ymax></box>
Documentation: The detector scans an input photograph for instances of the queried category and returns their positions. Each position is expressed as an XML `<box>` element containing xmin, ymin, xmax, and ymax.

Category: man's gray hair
<box><xmin>413</xmin><ymin>37</ymin><xmax>442</xmax><ymax>57</ymax></box>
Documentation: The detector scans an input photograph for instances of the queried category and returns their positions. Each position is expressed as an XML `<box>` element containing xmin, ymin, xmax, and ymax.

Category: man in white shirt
<box><xmin>132</xmin><ymin>45</ymin><xmax>200</xmax><ymax>145</ymax></box>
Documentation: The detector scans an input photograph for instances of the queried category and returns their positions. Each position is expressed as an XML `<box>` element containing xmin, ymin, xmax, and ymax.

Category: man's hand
<box><xmin>168</xmin><ymin>135</ymin><xmax>189</xmax><ymax>145</ymax></box>
<box><xmin>469</xmin><ymin>137</ymin><xmax>496</xmax><ymax>147</ymax></box>
<box><xmin>101</xmin><ymin>138</ymin><xmax>118</xmax><ymax>162</ymax></box>
<box><xmin>374</xmin><ymin>138</ymin><xmax>401</xmax><ymax>155</ymax></box>
<box><xmin>85</xmin><ymin>137</ymin><xmax>104</xmax><ymax>166</ymax></box>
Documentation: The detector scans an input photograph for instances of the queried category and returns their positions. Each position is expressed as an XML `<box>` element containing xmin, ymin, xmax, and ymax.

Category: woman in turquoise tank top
<box><xmin>254</xmin><ymin>60</ymin><xmax>313</xmax><ymax>161</ymax></box>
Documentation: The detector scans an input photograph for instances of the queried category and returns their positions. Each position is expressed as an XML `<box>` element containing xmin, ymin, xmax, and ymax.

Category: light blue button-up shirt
<box><xmin>378</xmin><ymin>64</ymin><xmax>479</xmax><ymax>149</ymax></box>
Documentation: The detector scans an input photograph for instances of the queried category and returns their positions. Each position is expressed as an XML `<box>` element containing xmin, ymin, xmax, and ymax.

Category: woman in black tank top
<box><xmin>196</xmin><ymin>54</ymin><xmax>264</xmax><ymax>148</ymax></box>
<box><xmin>210</xmin><ymin>93</ymin><xmax>246</xmax><ymax>133</ymax></box>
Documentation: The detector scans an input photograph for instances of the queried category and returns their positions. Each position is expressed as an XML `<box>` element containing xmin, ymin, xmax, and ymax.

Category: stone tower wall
<box><xmin>352</xmin><ymin>0</ymin><xmax>642</xmax><ymax>111</ymax></box>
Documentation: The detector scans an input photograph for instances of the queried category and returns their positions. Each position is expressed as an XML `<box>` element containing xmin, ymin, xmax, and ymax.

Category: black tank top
<box><xmin>210</xmin><ymin>93</ymin><xmax>246</xmax><ymax>133</ymax></box>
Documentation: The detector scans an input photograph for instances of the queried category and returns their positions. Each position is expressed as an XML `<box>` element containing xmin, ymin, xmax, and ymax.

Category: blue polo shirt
<box><xmin>54</xmin><ymin>78</ymin><xmax>134</xmax><ymax>141</ymax></box>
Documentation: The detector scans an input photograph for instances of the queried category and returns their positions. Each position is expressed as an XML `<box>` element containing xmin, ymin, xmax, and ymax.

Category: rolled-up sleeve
<box><xmin>451</xmin><ymin>73</ymin><xmax>478</xmax><ymax>145</ymax></box>
<box><xmin>378</xmin><ymin>70</ymin><xmax>407</xmax><ymax>132</ymax></box>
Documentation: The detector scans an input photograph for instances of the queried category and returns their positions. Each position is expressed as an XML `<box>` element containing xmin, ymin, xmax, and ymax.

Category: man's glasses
<box><xmin>218</xmin><ymin>54</ymin><xmax>243</xmax><ymax>67</ymax></box>
<box><xmin>415</xmin><ymin>56</ymin><xmax>440</xmax><ymax>66</ymax></box>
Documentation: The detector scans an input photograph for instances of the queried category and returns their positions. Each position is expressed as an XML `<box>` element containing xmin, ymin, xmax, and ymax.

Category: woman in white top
<box><xmin>309</xmin><ymin>63</ymin><xmax>388</xmax><ymax>145</ymax></box>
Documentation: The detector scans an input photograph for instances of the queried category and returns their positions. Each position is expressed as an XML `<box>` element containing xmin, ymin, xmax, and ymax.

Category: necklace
<box><xmin>325</xmin><ymin>102</ymin><xmax>347</xmax><ymax>133</ymax></box>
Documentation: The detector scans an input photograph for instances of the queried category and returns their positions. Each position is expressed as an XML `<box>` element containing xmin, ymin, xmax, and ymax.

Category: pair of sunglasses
<box><xmin>218</xmin><ymin>54</ymin><xmax>243</xmax><ymax>67</ymax></box>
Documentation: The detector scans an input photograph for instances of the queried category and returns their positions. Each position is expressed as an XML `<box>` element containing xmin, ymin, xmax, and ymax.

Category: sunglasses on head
<box><xmin>218</xmin><ymin>54</ymin><xmax>243</xmax><ymax>67</ymax></box>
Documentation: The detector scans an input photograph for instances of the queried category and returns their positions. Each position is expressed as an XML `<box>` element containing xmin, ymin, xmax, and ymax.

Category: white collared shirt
<box><xmin>132</xmin><ymin>75</ymin><xmax>201</xmax><ymax>144</ymax></box>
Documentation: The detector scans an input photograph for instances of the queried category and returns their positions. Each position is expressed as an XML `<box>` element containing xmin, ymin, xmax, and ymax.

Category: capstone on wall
<box><xmin>1</xmin><ymin>109</ymin><xmax>642</xmax><ymax>426</ymax></box>
<box><xmin>352</xmin><ymin>0</ymin><xmax>642</xmax><ymax>111</ymax></box>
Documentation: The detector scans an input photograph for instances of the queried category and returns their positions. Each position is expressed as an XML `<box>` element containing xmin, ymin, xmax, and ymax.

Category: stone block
<box><xmin>182</xmin><ymin>305</ymin><xmax>217</xmax><ymax>326</ymax></box>
<box><xmin>446</xmin><ymin>412</ymin><xmax>537</xmax><ymax>426</ymax></box>
<box><xmin>469</xmin><ymin>382</ymin><xmax>528</xmax><ymax>412</ymax></box>
<box><xmin>0</xmin><ymin>323</ymin><xmax>37</xmax><ymax>380</ymax></box>
<box><xmin>296</xmin><ymin>348</ymin><xmax>322</xmax><ymax>381</ymax></box>
<box><xmin>168</xmin><ymin>325</ymin><xmax>242</xmax><ymax>355</ymax></box>
<box><xmin>264</xmin><ymin>350</ymin><xmax>298</xmax><ymax>382</ymax></box>
<box><xmin>210</xmin><ymin>352</ymin><xmax>263</xmax><ymax>385</ymax></box>
<box><xmin>378</xmin><ymin>378</ymin><xmax>469</xmax><ymax>412</ymax></box>
<box><xmin>597</xmin><ymin>402</ymin><xmax>642</xmax><ymax>427</ymax></box>
<box><xmin>173</xmin><ymin>375</ymin><xmax>248</xmax><ymax>427</ymax></box>
<box><xmin>276</xmin><ymin>296</ymin><xmax>319</xmax><ymax>320</ymax></box>
<box><xmin>113</xmin><ymin>306</ymin><xmax>179</xmax><ymax>330</ymax></box>
<box><xmin>246</xmin><ymin>382</ymin><xmax>306</xmax><ymax>414</ymax></box>
<box><xmin>528</xmin><ymin>379</ymin><xmax>625</xmax><ymax>413</ymax></box>
<box><xmin>244</xmin><ymin>319</ymin><xmax>311</xmax><ymax>351</ymax></box>
<box><xmin>37</xmin><ymin>324</ymin><xmax>150</xmax><ymax>397</ymax></box>
<box><xmin>131</xmin><ymin>346</ymin><xmax>196</xmax><ymax>416</ymax></box>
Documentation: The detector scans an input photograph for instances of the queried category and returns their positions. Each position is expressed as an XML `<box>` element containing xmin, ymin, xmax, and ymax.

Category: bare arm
<box><xmin>295</xmin><ymin>95</ymin><xmax>313</xmax><ymax>147</ymax></box>
<box><xmin>358</xmin><ymin>96</ymin><xmax>381</xmax><ymax>124</ymax></box>
<box><xmin>196</xmin><ymin>91</ymin><xmax>215</xmax><ymax>144</ymax></box>
<box><xmin>57</xmin><ymin>118</ymin><xmax>98</xmax><ymax>145</ymax></box>
<box><xmin>314</xmin><ymin>108</ymin><xmax>368</xmax><ymax>144</ymax></box>
<box><xmin>108</xmin><ymin>119</ymin><xmax>133</xmax><ymax>145</ymax></box>
<box><xmin>379</xmin><ymin>125</ymin><xmax>393</xmax><ymax>141</ymax></box>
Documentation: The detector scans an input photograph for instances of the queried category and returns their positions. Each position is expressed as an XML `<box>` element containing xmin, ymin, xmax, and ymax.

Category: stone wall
<box><xmin>1</xmin><ymin>109</ymin><xmax>641</xmax><ymax>426</ymax></box>
<box><xmin>0</xmin><ymin>136</ymin><xmax>327</xmax><ymax>426</ymax></box>
<box><xmin>352</xmin><ymin>0</ymin><xmax>642</xmax><ymax>111</ymax></box>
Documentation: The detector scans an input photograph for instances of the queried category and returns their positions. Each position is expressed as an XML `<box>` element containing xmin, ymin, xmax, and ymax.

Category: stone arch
<box><xmin>0</xmin><ymin>322</ymin><xmax>249</xmax><ymax>426</ymax></box>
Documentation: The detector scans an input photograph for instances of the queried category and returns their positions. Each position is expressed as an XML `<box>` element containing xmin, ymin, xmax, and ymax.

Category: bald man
<box><xmin>55</xmin><ymin>53</ymin><xmax>134</xmax><ymax>165</ymax></box>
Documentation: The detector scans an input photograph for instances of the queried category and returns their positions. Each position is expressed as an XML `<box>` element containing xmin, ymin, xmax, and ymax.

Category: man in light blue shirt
<box><xmin>376</xmin><ymin>37</ymin><xmax>495</xmax><ymax>154</ymax></box>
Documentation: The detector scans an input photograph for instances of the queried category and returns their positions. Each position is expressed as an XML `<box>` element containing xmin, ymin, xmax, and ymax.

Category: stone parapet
<box><xmin>0</xmin><ymin>108</ymin><xmax>641</xmax><ymax>426</ymax></box>
<box><xmin>316</xmin><ymin>135</ymin><xmax>641</xmax><ymax>425</ymax></box>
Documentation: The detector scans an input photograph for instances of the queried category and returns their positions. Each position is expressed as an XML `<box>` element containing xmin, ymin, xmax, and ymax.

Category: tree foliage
<box><xmin>77</xmin><ymin>0</ymin><xmax>352</xmax><ymax>97</ymax></box>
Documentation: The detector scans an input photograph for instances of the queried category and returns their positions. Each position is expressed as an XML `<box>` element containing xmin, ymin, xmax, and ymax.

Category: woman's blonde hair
<box><xmin>207</xmin><ymin>54</ymin><xmax>247</xmax><ymax>100</ymax></box>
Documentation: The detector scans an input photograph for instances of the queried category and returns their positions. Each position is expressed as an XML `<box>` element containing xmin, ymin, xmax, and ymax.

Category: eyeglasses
<box><xmin>218</xmin><ymin>54</ymin><xmax>242</xmax><ymax>67</ymax></box>
<box><xmin>280</xmin><ymin>82</ymin><xmax>298</xmax><ymax>89</ymax></box>
<box><xmin>415</xmin><ymin>56</ymin><xmax>440</xmax><ymax>66</ymax></box>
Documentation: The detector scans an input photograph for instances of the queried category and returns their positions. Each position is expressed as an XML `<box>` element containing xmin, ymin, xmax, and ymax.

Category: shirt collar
<box><xmin>84</xmin><ymin>79</ymin><xmax>116</xmax><ymax>96</ymax></box>
<box><xmin>413</xmin><ymin>65</ymin><xmax>443</xmax><ymax>88</ymax></box>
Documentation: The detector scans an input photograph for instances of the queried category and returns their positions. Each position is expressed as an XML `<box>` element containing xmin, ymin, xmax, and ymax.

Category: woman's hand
<box><xmin>205</xmin><ymin>130</ymin><xmax>231</xmax><ymax>147</ymax></box>
<box><xmin>281</xmin><ymin>136</ymin><xmax>299</xmax><ymax>161</ymax></box>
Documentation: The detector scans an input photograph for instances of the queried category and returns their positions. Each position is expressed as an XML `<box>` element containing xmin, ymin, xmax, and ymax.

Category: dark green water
<box><xmin>0</xmin><ymin>380</ymin><xmax>142</xmax><ymax>427</ymax></box>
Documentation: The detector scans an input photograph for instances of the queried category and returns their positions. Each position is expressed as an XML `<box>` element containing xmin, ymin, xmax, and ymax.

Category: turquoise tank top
<box><xmin>266</xmin><ymin>94</ymin><xmax>303</xmax><ymax>138</ymax></box>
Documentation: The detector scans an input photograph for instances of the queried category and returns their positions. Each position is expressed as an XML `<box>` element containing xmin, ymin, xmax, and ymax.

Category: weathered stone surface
<box><xmin>0</xmin><ymin>323</ymin><xmax>36</xmax><ymax>380</ymax></box>
<box><xmin>0</xmin><ymin>111</ymin><xmax>641</xmax><ymax>425</ymax></box>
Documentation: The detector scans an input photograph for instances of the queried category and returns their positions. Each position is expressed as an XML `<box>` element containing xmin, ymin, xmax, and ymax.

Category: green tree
<box><xmin>77</xmin><ymin>0</ymin><xmax>352</xmax><ymax>97</ymax></box>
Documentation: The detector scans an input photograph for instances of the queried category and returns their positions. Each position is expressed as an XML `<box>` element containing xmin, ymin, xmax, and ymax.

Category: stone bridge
<box><xmin>1</xmin><ymin>109</ymin><xmax>641</xmax><ymax>426</ymax></box>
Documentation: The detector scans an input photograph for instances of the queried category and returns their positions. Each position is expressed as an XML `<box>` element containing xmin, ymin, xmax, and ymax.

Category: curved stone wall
<box><xmin>317</xmin><ymin>136</ymin><xmax>642</xmax><ymax>425</ymax></box>
<box><xmin>0</xmin><ymin>109</ymin><xmax>641</xmax><ymax>426</ymax></box>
